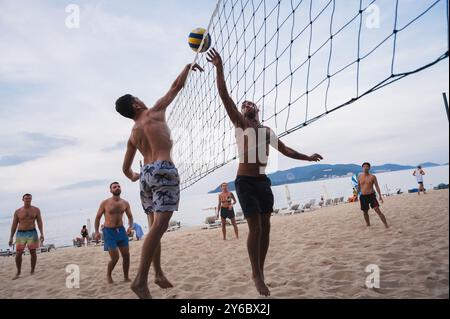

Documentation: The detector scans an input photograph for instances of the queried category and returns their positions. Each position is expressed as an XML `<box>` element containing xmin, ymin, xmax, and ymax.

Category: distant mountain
<box><xmin>419</xmin><ymin>162</ymin><xmax>442</xmax><ymax>168</ymax></box>
<box><xmin>208</xmin><ymin>162</ymin><xmax>443</xmax><ymax>193</ymax></box>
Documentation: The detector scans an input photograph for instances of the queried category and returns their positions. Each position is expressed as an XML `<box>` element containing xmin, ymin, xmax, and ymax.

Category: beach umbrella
<box><xmin>284</xmin><ymin>184</ymin><xmax>292</xmax><ymax>207</ymax></box>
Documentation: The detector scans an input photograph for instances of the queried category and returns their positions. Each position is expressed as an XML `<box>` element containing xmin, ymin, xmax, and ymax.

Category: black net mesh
<box><xmin>168</xmin><ymin>0</ymin><xmax>449</xmax><ymax>190</ymax></box>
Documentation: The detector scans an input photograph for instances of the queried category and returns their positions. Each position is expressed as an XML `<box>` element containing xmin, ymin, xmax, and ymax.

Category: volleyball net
<box><xmin>168</xmin><ymin>0</ymin><xmax>449</xmax><ymax>190</ymax></box>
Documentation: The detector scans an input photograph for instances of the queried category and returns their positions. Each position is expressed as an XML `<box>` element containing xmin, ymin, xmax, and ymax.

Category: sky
<box><xmin>0</xmin><ymin>0</ymin><xmax>448</xmax><ymax>219</ymax></box>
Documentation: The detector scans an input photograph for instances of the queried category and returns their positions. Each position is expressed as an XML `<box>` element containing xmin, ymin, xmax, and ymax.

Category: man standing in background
<box><xmin>413</xmin><ymin>165</ymin><xmax>426</xmax><ymax>195</ymax></box>
<box><xmin>8</xmin><ymin>194</ymin><xmax>44</xmax><ymax>280</ymax></box>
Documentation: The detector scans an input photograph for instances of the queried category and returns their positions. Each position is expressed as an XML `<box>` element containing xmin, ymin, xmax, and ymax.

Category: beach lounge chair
<box><xmin>235</xmin><ymin>211</ymin><xmax>247</xmax><ymax>224</ymax></box>
<box><xmin>324</xmin><ymin>199</ymin><xmax>332</xmax><ymax>206</ymax></box>
<box><xmin>277</xmin><ymin>207</ymin><xmax>290</xmax><ymax>215</ymax></box>
<box><xmin>167</xmin><ymin>220</ymin><xmax>182</xmax><ymax>232</ymax></box>
<box><xmin>333</xmin><ymin>198</ymin><xmax>339</xmax><ymax>205</ymax></box>
<box><xmin>38</xmin><ymin>244</ymin><xmax>55</xmax><ymax>253</ymax></box>
<box><xmin>300</xmin><ymin>203</ymin><xmax>311</xmax><ymax>212</ymax></box>
<box><xmin>0</xmin><ymin>249</ymin><xmax>14</xmax><ymax>257</ymax></box>
<box><xmin>201</xmin><ymin>216</ymin><xmax>222</xmax><ymax>230</ymax></box>
<box><xmin>339</xmin><ymin>197</ymin><xmax>344</xmax><ymax>204</ymax></box>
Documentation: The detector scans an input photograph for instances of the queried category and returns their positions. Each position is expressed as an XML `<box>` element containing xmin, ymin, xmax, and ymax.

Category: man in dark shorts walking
<box><xmin>94</xmin><ymin>182</ymin><xmax>134</xmax><ymax>284</ymax></box>
<box><xmin>217</xmin><ymin>182</ymin><xmax>239</xmax><ymax>240</ymax></box>
<box><xmin>208</xmin><ymin>48</ymin><xmax>323</xmax><ymax>296</ymax></box>
<box><xmin>115</xmin><ymin>62</ymin><xmax>204</xmax><ymax>298</ymax></box>
<box><xmin>8</xmin><ymin>194</ymin><xmax>44</xmax><ymax>280</ymax></box>
<box><xmin>357</xmin><ymin>162</ymin><xmax>389</xmax><ymax>228</ymax></box>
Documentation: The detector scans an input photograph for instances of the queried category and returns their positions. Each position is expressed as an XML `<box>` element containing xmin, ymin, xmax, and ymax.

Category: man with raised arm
<box><xmin>115</xmin><ymin>62</ymin><xmax>204</xmax><ymax>299</ymax></box>
<box><xmin>207</xmin><ymin>48</ymin><xmax>323</xmax><ymax>296</ymax></box>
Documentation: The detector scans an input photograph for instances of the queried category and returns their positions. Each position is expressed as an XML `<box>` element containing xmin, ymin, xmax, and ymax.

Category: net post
<box><xmin>443</xmin><ymin>92</ymin><xmax>449</xmax><ymax>122</ymax></box>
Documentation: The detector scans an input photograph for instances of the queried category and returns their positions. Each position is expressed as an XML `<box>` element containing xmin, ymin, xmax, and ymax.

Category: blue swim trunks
<box><xmin>103</xmin><ymin>226</ymin><xmax>129</xmax><ymax>251</ymax></box>
<box><xmin>140</xmin><ymin>160</ymin><xmax>180</xmax><ymax>214</ymax></box>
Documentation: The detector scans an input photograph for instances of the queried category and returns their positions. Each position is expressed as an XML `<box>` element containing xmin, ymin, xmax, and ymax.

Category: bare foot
<box><xmin>124</xmin><ymin>278</ymin><xmax>131</xmax><ymax>282</ymax></box>
<box><xmin>253</xmin><ymin>277</ymin><xmax>270</xmax><ymax>296</ymax></box>
<box><xmin>107</xmin><ymin>276</ymin><xmax>114</xmax><ymax>284</ymax></box>
<box><xmin>131</xmin><ymin>279</ymin><xmax>152</xmax><ymax>299</ymax></box>
<box><xmin>155</xmin><ymin>275</ymin><xmax>173</xmax><ymax>289</ymax></box>
<box><xmin>12</xmin><ymin>274</ymin><xmax>21</xmax><ymax>280</ymax></box>
<box><xmin>30</xmin><ymin>271</ymin><xmax>35</xmax><ymax>275</ymax></box>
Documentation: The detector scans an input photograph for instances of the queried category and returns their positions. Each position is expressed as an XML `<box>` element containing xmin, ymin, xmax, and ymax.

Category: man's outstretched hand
<box><xmin>308</xmin><ymin>153</ymin><xmax>323</xmax><ymax>162</ymax></box>
<box><xmin>206</xmin><ymin>48</ymin><xmax>223</xmax><ymax>67</ymax></box>
<box><xmin>189</xmin><ymin>63</ymin><xmax>204</xmax><ymax>72</ymax></box>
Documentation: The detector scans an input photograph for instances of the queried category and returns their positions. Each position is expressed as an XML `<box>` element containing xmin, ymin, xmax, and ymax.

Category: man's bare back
<box><xmin>129</xmin><ymin>101</ymin><xmax>173</xmax><ymax>165</ymax></box>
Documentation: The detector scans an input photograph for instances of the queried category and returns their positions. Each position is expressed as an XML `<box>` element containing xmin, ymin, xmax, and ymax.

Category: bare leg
<box><xmin>30</xmin><ymin>249</ymin><xmax>37</xmax><ymax>274</ymax></box>
<box><xmin>147</xmin><ymin>213</ymin><xmax>173</xmax><ymax>289</ymax></box>
<box><xmin>374</xmin><ymin>207</ymin><xmax>389</xmax><ymax>228</ymax></box>
<box><xmin>131</xmin><ymin>212</ymin><xmax>173</xmax><ymax>299</ymax></box>
<box><xmin>107</xmin><ymin>249</ymin><xmax>120</xmax><ymax>284</ymax></box>
<box><xmin>221</xmin><ymin>217</ymin><xmax>227</xmax><ymax>240</ymax></box>
<box><xmin>230</xmin><ymin>218</ymin><xmax>239</xmax><ymax>239</ymax></box>
<box><xmin>363</xmin><ymin>211</ymin><xmax>371</xmax><ymax>226</ymax></box>
<box><xmin>13</xmin><ymin>251</ymin><xmax>23</xmax><ymax>280</ymax></box>
<box><xmin>118</xmin><ymin>246</ymin><xmax>130</xmax><ymax>282</ymax></box>
<box><xmin>246</xmin><ymin>215</ymin><xmax>270</xmax><ymax>296</ymax></box>
<box><xmin>259</xmin><ymin>214</ymin><xmax>271</xmax><ymax>281</ymax></box>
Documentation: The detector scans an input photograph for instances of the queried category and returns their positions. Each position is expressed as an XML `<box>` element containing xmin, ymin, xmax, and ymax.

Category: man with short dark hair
<box><xmin>8</xmin><ymin>194</ymin><xmax>44</xmax><ymax>280</ymax></box>
<box><xmin>94</xmin><ymin>182</ymin><xmax>134</xmax><ymax>284</ymax></box>
<box><xmin>357</xmin><ymin>162</ymin><xmax>389</xmax><ymax>228</ymax></box>
<box><xmin>115</xmin><ymin>62</ymin><xmax>204</xmax><ymax>298</ymax></box>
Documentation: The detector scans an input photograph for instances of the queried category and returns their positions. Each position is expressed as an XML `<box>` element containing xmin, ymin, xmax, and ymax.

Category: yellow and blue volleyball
<box><xmin>188</xmin><ymin>27</ymin><xmax>211</xmax><ymax>53</ymax></box>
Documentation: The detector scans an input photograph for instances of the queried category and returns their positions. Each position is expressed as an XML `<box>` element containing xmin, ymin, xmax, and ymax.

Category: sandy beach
<box><xmin>0</xmin><ymin>190</ymin><xmax>448</xmax><ymax>299</ymax></box>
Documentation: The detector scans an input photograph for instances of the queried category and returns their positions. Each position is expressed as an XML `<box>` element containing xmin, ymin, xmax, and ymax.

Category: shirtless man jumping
<box><xmin>207</xmin><ymin>48</ymin><xmax>323</xmax><ymax>296</ymax></box>
<box><xmin>94</xmin><ymin>182</ymin><xmax>134</xmax><ymax>283</ymax></box>
<box><xmin>8</xmin><ymin>194</ymin><xmax>44</xmax><ymax>280</ymax></box>
<box><xmin>115</xmin><ymin>62</ymin><xmax>204</xmax><ymax>299</ymax></box>
<box><xmin>357</xmin><ymin>162</ymin><xmax>389</xmax><ymax>228</ymax></box>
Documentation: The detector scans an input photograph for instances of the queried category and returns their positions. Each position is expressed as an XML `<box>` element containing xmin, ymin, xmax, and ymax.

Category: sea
<box><xmin>0</xmin><ymin>165</ymin><xmax>448</xmax><ymax>250</ymax></box>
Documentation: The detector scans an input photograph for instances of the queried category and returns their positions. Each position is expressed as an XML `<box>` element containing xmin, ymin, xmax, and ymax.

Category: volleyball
<box><xmin>188</xmin><ymin>27</ymin><xmax>211</xmax><ymax>53</ymax></box>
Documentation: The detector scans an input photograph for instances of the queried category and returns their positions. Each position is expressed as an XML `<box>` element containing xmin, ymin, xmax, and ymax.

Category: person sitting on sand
<box><xmin>94</xmin><ymin>182</ymin><xmax>134</xmax><ymax>284</ymax></box>
<box><xmin>357</xmin><ymin>163</ymin><xmax>389</xmax><ymax>228</ymax></box>
<box><xmin>217</xmin><ymin>182</ymin><xmax>239</xmax><ymax>240</ymax></box>
<box><xmin>413</xmin><ymin>165</ymin><xmax>426</xmax><ymax>195</ymax></box>
<box><xmin>8</xmin><ymin>193</ymin><xmax>45</xmax><ymax>280</ymax></box>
